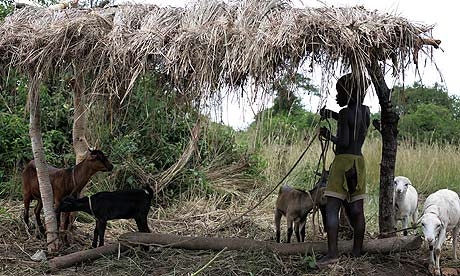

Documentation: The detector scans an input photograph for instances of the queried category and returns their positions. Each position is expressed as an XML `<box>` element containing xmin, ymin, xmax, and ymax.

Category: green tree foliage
<box><xmin>393</xmin><ymin>83</ymin><xmax>460</xmax><ymax>143</ymax></box>
<box><xmin>0</xmin><ymin>0</ymin><xmax>13</xmax><ymax>20</ymax></box>
<box><xmin>250</xmin><ymin>73</ymin><xmax>320</xmax><ymax>145</ymax></box>
<box><xmin>271</xmin><ymin>73</ymin><xmax>318</xmax><ymax>115</ymax></box>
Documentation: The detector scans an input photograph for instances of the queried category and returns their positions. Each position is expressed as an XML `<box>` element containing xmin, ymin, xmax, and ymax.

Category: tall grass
<box><xmin>258</xmin><ymin>137</ymin><xmax>460</xmax><ymax>192</ymax></box>
<box><xmin>254</xmin><ymin>135</ymin><xmax>460</xmax><ymax>233</ymax></box>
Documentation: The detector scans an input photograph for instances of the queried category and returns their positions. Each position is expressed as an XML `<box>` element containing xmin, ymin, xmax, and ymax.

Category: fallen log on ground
<box><xmin>48</xmin><ymin>233</ymin><xmax>422</xmax><ymax>271</ymax></box>
<box><xmin>119</xmin><ymin>232</ymin><xmax>422</xmax><ymax>255</ymax></box>
<box><xmin>48</xmin><ymin>243</ymin><xmax>129</xmax><ymax>271</ymax></box>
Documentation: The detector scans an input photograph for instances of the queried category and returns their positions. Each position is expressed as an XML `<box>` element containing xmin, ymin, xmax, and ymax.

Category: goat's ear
<box><xmin>87</xmin><ymin>150</ymin><xmax>98</xmax><ymax>160</ymax></box>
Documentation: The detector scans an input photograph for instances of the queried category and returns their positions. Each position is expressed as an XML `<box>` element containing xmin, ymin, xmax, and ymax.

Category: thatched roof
<box><xmin>0</xmin><ymin>0</ymin><xmax>438</xmax><ymax>99</ymax></box>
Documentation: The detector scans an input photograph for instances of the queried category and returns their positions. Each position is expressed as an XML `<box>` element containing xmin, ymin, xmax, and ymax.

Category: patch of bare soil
<box><xmin>1</xmin><ymin>198</ymin><xmax>458</xmax><ymax>276</ymax></box>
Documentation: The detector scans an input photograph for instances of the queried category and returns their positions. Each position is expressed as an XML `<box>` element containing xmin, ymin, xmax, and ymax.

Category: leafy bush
<box><xmin>0</xmin><ymin>113</ymin><xmax>31</xmax><ymax>167</ymax></box>
<box><xmin>0</xmin><ymin>74</ymin><xmax>74</xmax><ymax>198</ymax></box>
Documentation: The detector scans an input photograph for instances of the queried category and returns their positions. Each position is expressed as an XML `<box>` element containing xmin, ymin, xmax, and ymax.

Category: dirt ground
<box><xmin>1</xmin><ymin>197</ymin><xmax>459</xmax><ymax>276</ymax></box>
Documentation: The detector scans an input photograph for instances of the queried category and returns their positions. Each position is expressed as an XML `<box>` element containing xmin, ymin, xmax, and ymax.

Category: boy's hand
<box><xmin>319</xmin><ymin>127</ymin><xmax>331</xmax><ymax>140</ymax></box>
<box><xmin>319</xmin><ymin>107</ymin><xmax>330</xmax><ymax>119</ymax></box>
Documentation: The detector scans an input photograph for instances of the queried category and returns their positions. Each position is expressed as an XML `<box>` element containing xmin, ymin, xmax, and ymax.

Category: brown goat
<box><xmin>22</xmin><ymin>149</ymin><xmax>113</xmax><ymax>237</ymax></box>
<box><xmin>275</xmin><ymin>175</ymin><xmax>327</xmax><ymax>243</ymax></box>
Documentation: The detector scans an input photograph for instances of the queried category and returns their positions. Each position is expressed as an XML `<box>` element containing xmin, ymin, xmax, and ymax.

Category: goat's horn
<box><xmin>82</xmin><ymin>137</ymin><xmax>93</xmax><ymax>151</ymax></box>
<box><xmin>94</xmin><ymin>138</ymin><xmax>100</xmax><ymax>150</ymax></box>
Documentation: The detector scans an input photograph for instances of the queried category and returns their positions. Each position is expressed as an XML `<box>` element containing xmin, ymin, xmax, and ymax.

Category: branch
<box><xmin>417</xmin><ymin>38</ymin><xmax>441</xmax><ymax>49</ymax></box>
<box><xmin>413</xmin><ymin>38</ymin><xmax>442</xmax><ymax>65</ymax></box>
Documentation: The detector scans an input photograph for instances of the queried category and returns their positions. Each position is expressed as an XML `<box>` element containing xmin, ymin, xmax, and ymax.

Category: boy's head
<box><xmin>335</xmin><ymin>73</ymin><xmax>370</xmax><ymax>107</ymax></box>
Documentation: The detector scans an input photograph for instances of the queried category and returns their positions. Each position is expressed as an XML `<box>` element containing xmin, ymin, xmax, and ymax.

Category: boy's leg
<box><xmin>317</xmin><ymin>196</ymin><xmax>342</xmax><ymax>265</ymax></box>
<box><xmin>349</xmin><ymin>199</ymin><xmax>365</xmax><ymax>257</ymax></box>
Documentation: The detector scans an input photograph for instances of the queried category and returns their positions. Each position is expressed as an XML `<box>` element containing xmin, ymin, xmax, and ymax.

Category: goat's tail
<box><xmin>145</xmin><ymin>185</ymin><xmax>154</xmax><ymax>200</ymax></box>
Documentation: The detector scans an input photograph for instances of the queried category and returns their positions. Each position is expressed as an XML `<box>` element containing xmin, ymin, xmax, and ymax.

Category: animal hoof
<box><xmin>428</xmin><ymin>265</ymin><xmax>441</xmax><ymax>276</ymax></box>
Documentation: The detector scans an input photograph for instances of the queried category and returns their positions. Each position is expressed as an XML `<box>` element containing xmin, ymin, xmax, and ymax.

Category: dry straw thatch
<box><xmin>0</xmin><ymin>0</ymin><xmax>437</xmax><ymax>99</ymax></box>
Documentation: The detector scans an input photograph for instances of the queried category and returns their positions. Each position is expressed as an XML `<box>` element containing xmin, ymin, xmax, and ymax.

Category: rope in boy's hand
<box><xmin>319</xmin><ymin>126</ymin><xmax>332</xmax><ymax>140</ymax></box>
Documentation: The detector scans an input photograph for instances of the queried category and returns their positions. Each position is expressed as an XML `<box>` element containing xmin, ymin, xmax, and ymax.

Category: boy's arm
<box><xmin>320</xmin><ymin>108</ymin><xmax>339</xmax><ymax>121</ymax></box>
<box><xmin>320</xmin><ymin>109</ymin><xmax>349</xmax><ymax>147</ymax></box>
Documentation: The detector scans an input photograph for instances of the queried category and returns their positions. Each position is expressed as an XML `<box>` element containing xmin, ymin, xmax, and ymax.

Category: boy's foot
<box><xmin>351</xmin><ymin>250</ymin><xmax>362</xmax><ymax>257</ymax></box>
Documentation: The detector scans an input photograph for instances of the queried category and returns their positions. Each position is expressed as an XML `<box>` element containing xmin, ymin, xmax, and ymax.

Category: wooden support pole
<box><xmin>366</xmin><ymin>58</ymin><xmax>399</xmax><ymax>237</ymax></box>
<box><xmin>28</xmin><ymin>75</ymin><xmax>60</xmax><ymax>252</ymax></box>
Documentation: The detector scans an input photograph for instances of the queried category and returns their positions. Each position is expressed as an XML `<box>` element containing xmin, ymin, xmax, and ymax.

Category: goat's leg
<box><xmin>319</xmin><ymin>204</ymin><xmax>327</xmax><ymax>233</ymax></box>
<box><xmin>342</xmin><ymin>200</ymin><xmax>352</xmax><ymax>223</ymax></box>
<box><xmin>401</xmin><ymin>216</ymin><xmax>408</xmax><ymax>236</ymax></box>
<box><xmin>453</xmin><ymin>225</ymin><xmax>460</xmax><ymax>260</ymax></box>
<box><xmin>286</xmin><ymin>216</ymin><xmax>293</xmax><ymax>243</ymax></box>
<box><xmin>300</xmin><ymin>220</ymin><xmax>306</xmax><ymax>242</ymax></box>
<box><xmin>311</xmin><ymin>206</ymin><xmax>317</xmax><ymax>237</ymax></box>
<box><xmin>55</xmin><ymin>211</ymin><xmax>61</xmax><ymax>232</ymax></box>
<box><xmin>429</xmin><ymin>247</ymin><xmax>435</xmax><ymax>271</ymax></box>
<box><xmin>97</xmin><ymin>220</ymin><xmax>107</xmax><ymax>247</ymax></box>
<box><xmin>294</xmin><ymin>221</ymin><xmax>300</xmax><ymax>243</ymax></box>
<box><xmin>135</xmin><ymin>216</ymin><xmax>151</xmax><ymax>251</ymax></box>
<box><xmin>62</xmin><ymin>212</ymin><xmax>72</xmax><ymax>245</ymax></box>
<box><xmin>23</xmin><ymin>194</ymin><xmax>31</xmax><ymax>228</ymax></box>
<box><xmin>34</xmin><ymin>200</ymin><xmax>45</xmax><ymax>236</ymax></box>
<box><xmin>411</xmin><ymin>209</ymin><xmax>419</xmax><ymax>235</ymax></box>
<box><xmin>434</xmin><ymin>248</ymin><xmax>441</xmax><ymax>276</ymax></box>
<box><xmin>92</xmin><ymin>223</ymin><xmax>99</xmax><ymax>248</ymax></box>
<box><xmin>434</xmin><ymin>228</ymin><xmax>447</xmax><ymax>275</ymax></box>
<box><xmin>274</xmin><ymin>209</ymin><xmax>282</xmax><ymax>243</ymax></box>
<box><xmin>135</xmin><ymin>215</ymin><xmax>151</xmax><ymax>233</ymax></box>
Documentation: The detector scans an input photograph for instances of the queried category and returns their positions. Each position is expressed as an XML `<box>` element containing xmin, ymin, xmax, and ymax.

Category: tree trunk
<box><xmin>28</xmin><ymin>76</ymin><xmax>60</xmax><ymax>252</ymax></box>
<box><xmin>48</xmin><ymin>234</ymin><xmax>421</xmax><ymax>271</ymax></box>
<box><xmin>367</xmin><ymin>59</ymin><xmax>400</xmax><ymax>237</ymax></box>
<box><xmin>71</xmin><ymin>72</ymin><xmax>88</xmax><ymax>164</ymax></box>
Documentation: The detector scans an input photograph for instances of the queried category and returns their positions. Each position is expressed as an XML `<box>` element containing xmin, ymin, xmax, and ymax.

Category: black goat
<box><xmin>56</xmin><ymin>186</ymin><xmax>154</xmax><ymax>248</ymax></box>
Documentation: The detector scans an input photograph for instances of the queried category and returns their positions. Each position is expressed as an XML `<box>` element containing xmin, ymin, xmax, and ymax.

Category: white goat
<box><xmin>418</xmin><ymin>189</ymin><xmax>460</xmax><ymax>276</ymax></box>
<box><xmin>393</xmin><ymin>176</ymin><xmax>418</xmax><ymax>236</ymax></box>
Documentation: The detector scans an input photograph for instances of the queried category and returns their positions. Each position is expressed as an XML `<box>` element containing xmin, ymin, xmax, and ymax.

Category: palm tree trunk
<box><xmin>28</xmin><ymin>76</ymin><xmax>60</xmax><ymax>252</ymax></box>
<box><xmin>367</xmin><ymin>59</ymin><xmax>399</xmax><ymax>237</ymax></box>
